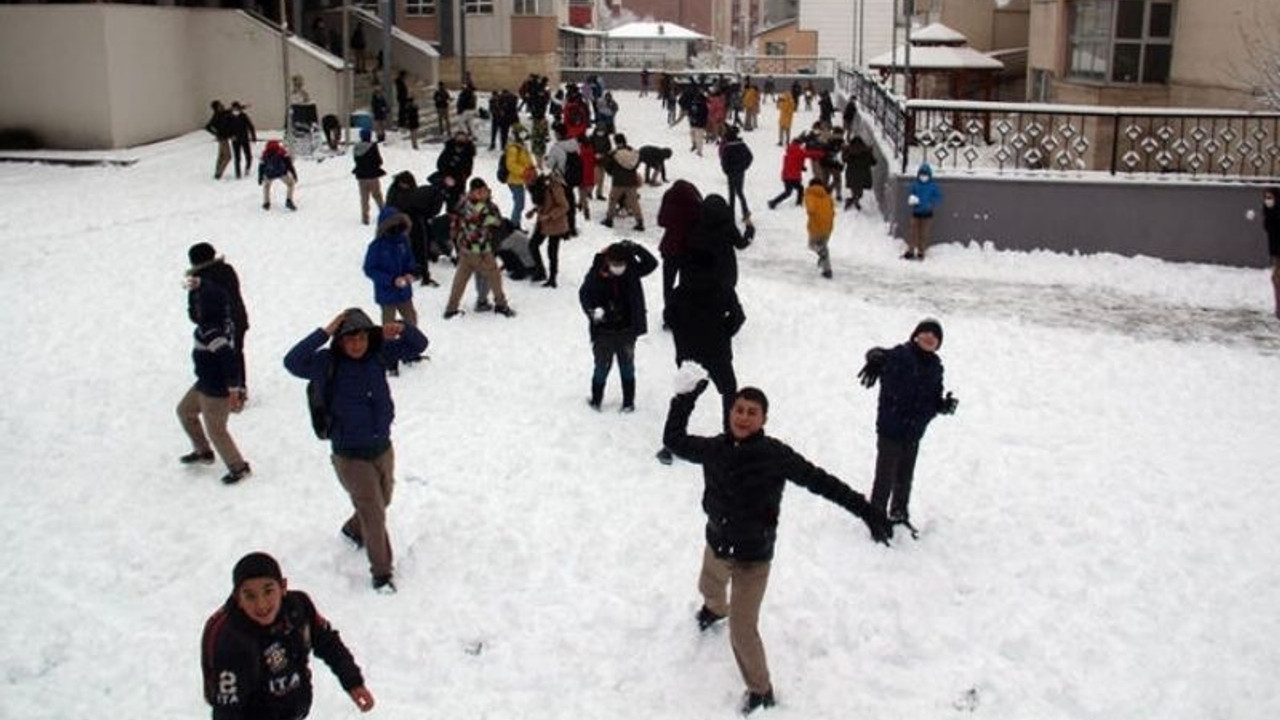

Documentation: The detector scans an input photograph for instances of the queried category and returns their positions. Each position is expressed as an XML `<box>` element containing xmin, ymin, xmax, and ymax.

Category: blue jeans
<box><xmin>508</xmin><ymin>184</ymin><xmax>526</xmax><ymax>227</ymax></box>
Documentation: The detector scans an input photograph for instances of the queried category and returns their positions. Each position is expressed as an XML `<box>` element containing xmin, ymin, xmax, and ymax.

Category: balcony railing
<box><xmin>839</xmin><ymin>66</ymin><xmax>1280</xmax><ymax>181</ymax></box>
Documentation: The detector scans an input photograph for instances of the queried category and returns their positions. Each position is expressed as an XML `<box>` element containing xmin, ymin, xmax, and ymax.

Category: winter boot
<box><xmin>589</xmin><ymin>380</ymin><xmax>605</xmax><ymax>410</ymax></box>
<box><xmin>180</xmin><ymin>450</ymin><xmax>216</xmax><ymax>465</ymax></box>
<box><xmin>696</xmin><ymin>605</ymin><xmax>725</xmax><ymax>631</ymax></box>
<box><xmin>741</xmin><ymin>689</ymin><xmax>776</xmax><ymax>715</ymax></box>
<box><xmin>621</xmin><ymin>377</ymin><xmax>636</xmax><ymax>412</ymax></box>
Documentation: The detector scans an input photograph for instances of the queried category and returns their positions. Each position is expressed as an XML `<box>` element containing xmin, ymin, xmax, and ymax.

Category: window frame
<box><xmin>1066</xmin><ymin>0</ymin><xmax>1175</xmax><ymax>85</ymax></box>
<box><xmin>512</xmin><ymin>0</ymin><xmax>554</xmax><ymax>15</ymax></box>
<box><xmin>404</xmin><ymin>0</ymin><xmax>437</xmax><ymax>17</ymax></box>
<box><xmin>463</xmin><ymin>0</ymin><xmax>494</xmax><ymax>15</ymax></box>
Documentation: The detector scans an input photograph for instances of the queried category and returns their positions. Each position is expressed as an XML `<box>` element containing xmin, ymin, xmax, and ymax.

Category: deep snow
<box><xmin>1</xmin><ymin>90</ymin><xmax>1278</xmax><ymax>720</ymax></box>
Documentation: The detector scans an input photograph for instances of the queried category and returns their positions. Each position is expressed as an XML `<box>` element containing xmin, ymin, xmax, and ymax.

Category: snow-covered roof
<box><xmin>910</xmin><ymin>22</ymin><xmax>969</xmax><ymax>45</ymax></box>
<box><xmin>868</xmin><ymin>45</ymin><xmax>1005</xmax><ymax>71</ymax></box>
<box><xmin>605</xmin><ymin>21</ymin><xmax>709</xmax><ymax>41</ymax></box>
<box><xmin>559</xmin><ymin>25</ymin><xmax>605</xmax><ymax>37</ymax></box>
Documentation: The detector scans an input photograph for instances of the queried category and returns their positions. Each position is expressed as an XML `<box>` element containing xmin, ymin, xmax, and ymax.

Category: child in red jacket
<box><xmin>766</xmin><ymin>139</ymin><xmax>811</xmax><ymax>209</ymax></box>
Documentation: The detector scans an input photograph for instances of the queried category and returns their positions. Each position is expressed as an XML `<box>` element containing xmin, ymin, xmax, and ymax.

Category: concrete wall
<box><xmin>886</xmin><ymin>173</ymin><xmax>1272</xmax><ymax>268</ymax></box>
<box><xmin>0</xmin><ymin>5</ymin><xmax>346</xmax><ymax>149</ymax></box>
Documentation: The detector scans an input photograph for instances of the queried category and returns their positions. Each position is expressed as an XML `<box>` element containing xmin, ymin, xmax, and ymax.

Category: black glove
<box><xmin>862</xmin><ymin>505</ymin><xmax>893</xmax><ymax>545</ymax></box>
<box><xmin>857</xmin><ymin>349</ymin><xmax>886</xmax><ymax>388</ymax></box>
<box><xmin>742</xmin><ymin>224</ymin><xmax>756</xmax><ymax>245</ymax></box>
<box><xmin>938</xmin><ymin>391</ymin><xmax>958</xmax><ymax>415</ymax></box>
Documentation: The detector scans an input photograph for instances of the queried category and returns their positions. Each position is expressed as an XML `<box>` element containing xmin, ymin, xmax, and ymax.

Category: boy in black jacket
<box><xmin>201</xmin><ymin>552</ymin><xmax>375</xmax><ymax>720</ymax></box>
<box><xmin>663</xmin><ymin>372</ymin><xmax>893</xmax><ymax>715</ymax></box>
<box><xmin>857</xmin><ymin>318</ymin><xmax>958</xmax><ymax>535</ymax></box>
<box><xmin>177</xmin><ymin>272</ymin><xmax>250</xmax><ymax>484</ymax></box>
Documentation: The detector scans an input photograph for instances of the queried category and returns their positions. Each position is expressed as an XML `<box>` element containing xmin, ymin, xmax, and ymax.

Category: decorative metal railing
<box><xmin>906</xmin><ymin>100</ymin><xmax>1280</xmax><ymax>179</ymax></box>
<box><xmin>837</xmin><ymin>64</ymin><xmax>905</xmax><ymax>155</ymax></box>
<box><xmin>836</xmin><ymin>65</ymin><xmax>1280</xmax><ymax>181</ymax></box>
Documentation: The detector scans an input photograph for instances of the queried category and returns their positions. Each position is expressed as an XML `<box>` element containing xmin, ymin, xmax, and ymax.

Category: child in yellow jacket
<box><xmin>804</xmin><ymin>178</ymin><xmax>835</xmax><ymax>278</ymax></box>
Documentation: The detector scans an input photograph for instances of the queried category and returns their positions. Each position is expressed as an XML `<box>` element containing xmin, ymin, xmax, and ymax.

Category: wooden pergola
<box><xmin>869</xmin><ymin>23</ymin><xmax>1005</xmax><ymax>142</ymax></box>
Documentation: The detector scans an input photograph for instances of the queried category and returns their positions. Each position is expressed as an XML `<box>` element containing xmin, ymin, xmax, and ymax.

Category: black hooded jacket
<box><xmin>1264</xmin><ymin>191</ymin><xmax>1280</xmax><ymax>257</ymax></box>
<box><xmin>689</xmin><ymin>195</ymin><xmax>751</xmax><ymax>290</ymax></box>
<box><xmin>665</xmin><ymin>252</ymin><xmax>745</xmax><ymax>367</ymax></box>
<box><xmin>663</xmin><ymin>389</ymin><xmax>878</xmax><ymax>562</ymax></box>
<box><xmin>201</xmin><ymin>590</ymin><xmax>363</xmax><ymax>720</ymax></box>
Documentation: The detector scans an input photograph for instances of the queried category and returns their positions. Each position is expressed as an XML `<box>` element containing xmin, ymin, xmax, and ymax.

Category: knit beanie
<box><xmin>911</xmin><ymin>318</ymin><xmax>944</xmax><ymax>348</ymax></box>
<box><xmin>232</xmin><ymin>552</ymin><xmax>283</xmax><ymax>589</ymax></box>
<box><xmin>188</xmin><ymin>242</ymin><xmax>217</xmax><ymax>267</ymax></box>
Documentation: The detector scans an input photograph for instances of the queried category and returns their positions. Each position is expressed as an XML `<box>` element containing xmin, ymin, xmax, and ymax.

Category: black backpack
<box><xmin>497</xmin><ymin>152</ymin><xmax>509</xmax><ymax>183</ymax></box>
<box><xmin>564</xmin><ymin>151</ymin><xmax>584</xmax><ymax>186</ymax></box>
<box><xmin>306</xmin><ymin>358</ymin><xmax>336</xmax><ymax>440</ymax></box>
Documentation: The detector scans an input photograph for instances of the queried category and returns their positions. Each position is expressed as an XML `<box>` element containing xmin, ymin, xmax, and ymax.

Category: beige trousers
<box><xmin>358</xmin><ymin>178</ymin><xmax>385</xmax><ymax>224</ymax></box>
<box><xmin>332</xmin><ymin>446</ymin><xmax>396</xmax><ymax>578</ymax></box>
<box><xmin>698</xmin><ymin>545</ymin><xmax>773</xmax><ymax>694</ymax></box>
<box><xmin>176</xmin><ymin>385</ymin><xmax>245</xmax><ymax>470</ymax></box>
<box><xmin>605</xmin><ymin>187</ymin><xmax>642</xmax><ymax>224</ymax></box>
<box><xmin>445</xmin><ymin>251</ymin><xmax>507</xmax><ymax>313</ymax></box>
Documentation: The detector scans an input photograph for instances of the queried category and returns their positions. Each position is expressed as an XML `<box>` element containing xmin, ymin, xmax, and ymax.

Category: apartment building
<box><xmin>394</xmin><ymin>0</ymin><xmax>563</xmax><ymax>89</ymax></box>
<box><xmin>1026</xmin><ymin>0</ymin><xmax>1272</xmax><ymax>108</ymax></box>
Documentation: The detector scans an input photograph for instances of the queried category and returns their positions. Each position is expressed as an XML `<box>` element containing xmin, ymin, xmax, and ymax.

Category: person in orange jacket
<box><xmin>804</xmin><ymin>178</ymin><xmax>836</xmax><ymax>278</ymax></box>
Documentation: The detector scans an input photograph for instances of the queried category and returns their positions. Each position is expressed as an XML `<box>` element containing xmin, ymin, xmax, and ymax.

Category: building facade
<box><xmin>394</xmin><ymin>0</ymin><xmax>563</xmax><ymax>89</ymax></box>
<box><xmin>1026</xmin><ymin>0</ymin><xmax>1272</xmax><ymax>108</ymax></box>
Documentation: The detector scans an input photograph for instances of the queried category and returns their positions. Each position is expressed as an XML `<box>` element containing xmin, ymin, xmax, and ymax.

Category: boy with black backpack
<box><xmin>283</xmin><ymin>309</ymin><xmax>429</xmax><ymax>593</ymax></box>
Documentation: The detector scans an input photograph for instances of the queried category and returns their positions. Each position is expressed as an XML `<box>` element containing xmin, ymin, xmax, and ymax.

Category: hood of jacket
<box><xmin>376</xmin><ymin>206</ymin><xmax>410</xmax><ymax>237</ymax></box>
<box><xmin>917</xmin><ymin>162</ymin><xmax>934</xmax><ymax>181</ymax></box>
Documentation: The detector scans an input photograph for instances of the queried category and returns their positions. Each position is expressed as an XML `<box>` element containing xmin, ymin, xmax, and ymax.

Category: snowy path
<box><xmin>745</xmin><ymin>252</ymin><xmax>1280</xmax><ymax>354</ymax></box>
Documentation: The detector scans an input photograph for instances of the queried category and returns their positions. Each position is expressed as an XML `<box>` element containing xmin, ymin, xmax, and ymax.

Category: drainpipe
<box><xmin>342</xmin><ymin>0</ymin><xmax>352</xmax><ymax>145</ymax></box>
<box><xmin>380</xmin><ymin>0</ymin><xmax>393</xmax><ymax>106</ymax></box>
<box><xmin>278</xmin><ymin>0</ymin><xmax>292</xmax><ymax>144</ymax></box>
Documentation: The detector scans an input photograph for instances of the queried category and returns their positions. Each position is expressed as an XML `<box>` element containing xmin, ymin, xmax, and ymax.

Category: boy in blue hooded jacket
<box><xmin>905</xmin><ymin>162</ymin><xmax>942</xmax><ymax>260</ymax></box>
<box><xmin>283</xmin><ymin>309</ymin><xmax>429</xmax><ymax>593</ymax></box>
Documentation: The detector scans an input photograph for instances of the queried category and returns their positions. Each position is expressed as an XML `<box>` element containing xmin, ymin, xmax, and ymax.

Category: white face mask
<box><xmin>608</xmin><ymin>263</ymin><xmax>626</xmax><ymax>276</ymax></box>
<box><xmin>918</xmin><ymin>175</ymin><xmax>929</xmax><ymax>182</ymax></box>
<box><xmin>1266</xmin><ymin>198</ymin><xmax>1276</xmax><ymax>208</ymax></box>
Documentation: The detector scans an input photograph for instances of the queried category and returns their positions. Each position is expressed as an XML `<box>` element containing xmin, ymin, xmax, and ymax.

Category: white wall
<box><xmin>0</xmin><ymin>5</ymin><xmax>346</xmax><ymax>149</ymax></box>
<box><xmin>799</xmin><ymin>0</ymin><xmax>898</xmax><ymax>69</ymax></box>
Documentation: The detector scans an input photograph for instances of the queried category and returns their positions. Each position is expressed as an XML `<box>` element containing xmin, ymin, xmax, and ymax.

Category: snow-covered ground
<box><xmin>1</xmin><ymin>91</ymin><xmax>1278</xmax><ymax>720</ymax></box>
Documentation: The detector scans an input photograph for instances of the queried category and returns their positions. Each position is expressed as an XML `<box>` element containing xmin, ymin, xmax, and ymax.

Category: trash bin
<box><xmin>351</xmin><ymin>112</ymin><xmax>373</xmax><ymax>134</ymax></box>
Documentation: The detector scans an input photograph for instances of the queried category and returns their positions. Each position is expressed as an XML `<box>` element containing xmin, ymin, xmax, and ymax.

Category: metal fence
<box><xmin>837</xmin><ymin>64</ymin><xmax>905</xmax><ymax>156</ymax></box>
<box><xmin>838</xmin><ymin>65</ymin><xmax>1280</xmax><ymax>181</ymax></box>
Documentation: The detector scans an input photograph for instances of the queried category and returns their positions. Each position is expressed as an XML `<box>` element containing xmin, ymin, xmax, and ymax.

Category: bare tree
<box><xmin>1234</xmin><ymin>2</ymin><xmax>1280</xmax><ymax>110</ymax></box>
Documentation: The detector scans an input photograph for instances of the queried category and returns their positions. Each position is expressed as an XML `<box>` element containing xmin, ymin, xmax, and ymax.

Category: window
<box><xmin>405</xmin><ymin>0</ymin><xmax>436</xmax><ymax>16</ymax></box>
<box><xmin>513</xmin><ymin>0</ymin><xmax>553</xmax><ymax>14</ymax></box>
<box><xmin>1067</xmin><ymin>0</ymin><xmax>1175</xmax><ymax>84</ymax></box>
<box><xmin>463</xmin><ymin>0</ymin><xmax>494</xmax><ymax>14</ymax></box>
<box><xmin>765</xmin><ymin>42</ymin><xmax>787</xmax><ymax>56</ymax></box>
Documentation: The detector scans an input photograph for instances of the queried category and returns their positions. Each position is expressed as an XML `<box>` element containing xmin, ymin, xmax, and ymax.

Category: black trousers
<box><xmin>769</xmin><ymin>180</ymin><xmax>803</xmax><ymax>207</ymax></box>
<box><xmin>726</xmin><ymin>172</ymin><xmax>750</xmax><ymax>220</ymax></box>
<box><xmin>870</xmin><ymin>435</ymin><xmax>921</xmax><ymax>519</ymax></box>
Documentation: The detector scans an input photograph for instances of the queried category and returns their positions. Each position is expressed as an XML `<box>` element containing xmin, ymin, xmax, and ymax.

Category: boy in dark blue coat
<box><xmin>177</xmin><ymin>274</ymin><xmax>251</xmax><ymax>484</ymax></box>
<box><xmin>202</xmin><ymin>552</ymin><xmax>375</xmax><ymax>720</ymax></box>
<box><xmin>362</xmin><ymin>208</ymin><xmax>420</xmax><ymax>357</ymax></box>
<box><xmin>283</xmin><ymin>309</ymin><xmax>429</xmax><ymax>593</ymax></box>
<box><xmin>857</xmin><ymin>318</ymin><xmax>958</xmax><ymax>532</ymax></box>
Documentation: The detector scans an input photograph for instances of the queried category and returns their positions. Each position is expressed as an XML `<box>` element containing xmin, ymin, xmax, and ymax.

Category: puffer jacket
<box><xmin>578</xmin><ymin>242</ymin><xmax>658</xmax><ymax>339</ymax></box>
<box><xmin>657</xmin><ymin>180</ymin><xmax>704</xmax><ymax>259</ymax></box>
<box><xmin>190</xmin><ymin>280</ymin><xmax>240</xmax><ymax>397</ymax></box>
<box><xmin>663</xmin><ymin>388</ymin><xmax>876</xmax><ymax>562</ymax></box>
<box><xmin>804</xmin><ymin>183</ymin><xmax>835</xmax><ymax>237</ymax></box>
<box><xmin>363</xmin><ymin>207</ymin><xmax>417</xmax><ymax>306</ymax></box>
<box><xmin>869</xmin><ymin>341</ymin><xmax>945</xmax><ymax>442</ymax></box>
<box><xmin>351</xmin><ymin>140</ymin><xmax>385</xmax><ymax>179</ymax></box>
<box><xmin>908</xmin><ymin>162</ymin><xmax>943</xmax><ymax>217</ymax></box>
<box><xmin>504</xmin><ymin>142</ymin><xmax>534</xmax><ymax>187</ymax></box>
<box><xmin>689</xmin><ymin>195</ymin><xmax>750</xmax><ymax>290</ymax></box>
<box><xmin>283</xmin><ymin>318</ymin><xmax>429</xmax><ymax>454</ymax></box>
